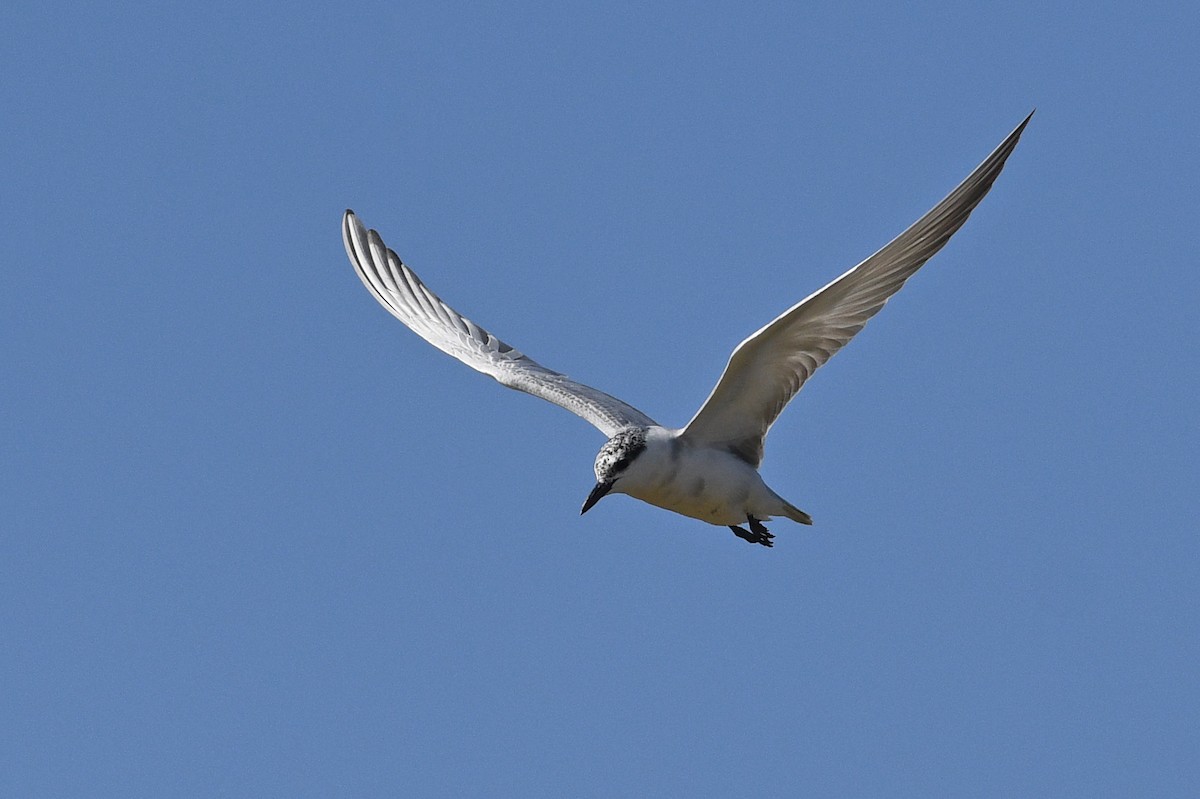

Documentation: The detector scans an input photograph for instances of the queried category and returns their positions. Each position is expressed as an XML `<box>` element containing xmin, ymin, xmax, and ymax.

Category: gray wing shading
<box><xmin>680</xmin><ymin>112</ymin><xmax>1033</xmax><ymax>466</ymax></box>
<box><xmin>343</xmin><ymin>211</ymin><xmax>657</xmax><ymax>437</ymax></box>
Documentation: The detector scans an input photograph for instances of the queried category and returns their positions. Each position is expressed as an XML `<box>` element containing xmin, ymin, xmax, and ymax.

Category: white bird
<box><xmin>344</xmin><ymin>112</ymin><xmax>1031</xmax><ymax>547</ymax></box>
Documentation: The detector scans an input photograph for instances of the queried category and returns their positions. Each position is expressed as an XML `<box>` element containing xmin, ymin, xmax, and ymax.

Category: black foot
<box><xmin>729</xmin><ymin>517</ymin><xmax>774</xmax><ymax>548</ymax></box>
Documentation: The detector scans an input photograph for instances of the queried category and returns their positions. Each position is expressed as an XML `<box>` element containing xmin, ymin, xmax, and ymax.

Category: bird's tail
<box><xmin>781</xmin><ymin>498</ymin><xmax>813</xmax><ymax>526</ymax></box>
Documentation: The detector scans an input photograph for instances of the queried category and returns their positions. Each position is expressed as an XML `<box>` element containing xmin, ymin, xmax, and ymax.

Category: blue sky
<box><xmin>3</xmin><ymin>1</ymin><xmax>1197</xmax><ymax>796</ymax></box>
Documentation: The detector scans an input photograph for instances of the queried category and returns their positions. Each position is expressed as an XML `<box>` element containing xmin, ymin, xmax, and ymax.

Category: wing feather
<box><xmin>680</xmin><ymin>112</ymin><xmax>1033</xmax><ymax>465</ymax></box>
<box><xmin>343</xmin><ymin>211</ymin><xmax>656</xmax><ymax>437</ymax></box>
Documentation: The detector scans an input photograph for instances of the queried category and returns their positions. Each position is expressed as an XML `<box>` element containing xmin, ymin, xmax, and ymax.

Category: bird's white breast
<box><xmin>616</xmin><ymin>429</ymin><xmax>779</xmax><ymax>526</ymax></box>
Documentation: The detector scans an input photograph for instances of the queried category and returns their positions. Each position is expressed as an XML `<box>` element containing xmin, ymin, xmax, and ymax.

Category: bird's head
<box><xmin>581</xmin><ymin>427</ymin><xmax>649</xmax><ymax>514</ymax></box>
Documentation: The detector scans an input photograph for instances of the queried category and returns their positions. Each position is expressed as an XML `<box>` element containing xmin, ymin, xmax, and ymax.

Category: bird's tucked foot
<box><xmin>729</xmin><ymin>517</ymin><xmax>774</xmax><ymax>548</ymax></box>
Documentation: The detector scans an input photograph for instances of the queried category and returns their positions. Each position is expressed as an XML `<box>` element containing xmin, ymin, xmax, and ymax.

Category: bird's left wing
<box><xmin>680</xmin><ymin>112</ymin><xmax>1032</xmax><ymax>466</ymax></box>
<box><xmin>343</xmin><ymin>211</ymin><xmax>657</xmax><ymax>437</ymax></box>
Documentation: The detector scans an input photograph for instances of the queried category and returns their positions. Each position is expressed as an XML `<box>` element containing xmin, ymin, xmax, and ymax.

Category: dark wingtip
<box><xmin>1009</xmin><ymin>110</ymin><xmax>1035</xmax><ymax>141</ymax></box>
<box><xmin>341</xmin><ymin>210</ymin><xmax>358</xmax><ymax>247</ymax></box>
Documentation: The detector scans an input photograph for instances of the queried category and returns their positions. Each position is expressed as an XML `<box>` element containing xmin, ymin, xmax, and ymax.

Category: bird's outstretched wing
<box><xmin>344</xmin><ymin>211</ymin><xmax>657</xmax><ymax>437</ymax></box>
<box><xmin>680</xmin><ymin>112</ymin><xmax>1033</xmax><ymax>466</ymax></box>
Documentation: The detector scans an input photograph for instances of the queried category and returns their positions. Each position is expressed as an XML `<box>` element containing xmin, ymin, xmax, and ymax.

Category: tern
<box><xmin>344</xmin><ymin>112</ymin><xmax>1031</xmax><ymax>547</ymax></box>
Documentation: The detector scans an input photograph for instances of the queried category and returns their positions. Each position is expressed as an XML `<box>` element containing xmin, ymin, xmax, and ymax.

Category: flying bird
<box><xmin>343</xmin><ymin>112</ymin><xmax>1031</xmax><ymax>547</ymax></box>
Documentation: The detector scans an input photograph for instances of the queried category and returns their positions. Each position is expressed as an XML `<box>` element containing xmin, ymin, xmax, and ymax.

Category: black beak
<box><xmin>580</xmin><ymin>480</ymin><xmax>614</xmax><ymax>515</ymax></box>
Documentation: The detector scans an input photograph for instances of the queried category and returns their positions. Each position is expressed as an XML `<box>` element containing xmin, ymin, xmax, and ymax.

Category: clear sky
<box><xmin>4</xmin><ymin>1</ymin><xmax>1197</xmax><ymax>796</ymax></box>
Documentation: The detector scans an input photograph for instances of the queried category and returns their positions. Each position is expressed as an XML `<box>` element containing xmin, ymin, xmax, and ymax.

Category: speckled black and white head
<box><xmin>580</xmin><ymin>427</ymin><xmax>648</xmax><ymax>514</ymax></box>
<box><xmin>593</xmin><ymin>427</ymin><xmax>649</xmax><ymax>482</ymax></box>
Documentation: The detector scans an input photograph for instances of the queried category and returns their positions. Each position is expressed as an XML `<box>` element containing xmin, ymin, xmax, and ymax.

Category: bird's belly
<box><xmin>625</xmin><ymin>457</ymin><xmax>766</xmax><ymax>526</ymax></box>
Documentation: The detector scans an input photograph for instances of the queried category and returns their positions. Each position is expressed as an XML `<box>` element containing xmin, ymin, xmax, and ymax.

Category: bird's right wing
<box><xmin>680</xmin><ymin>112</ymin><xmax>1032</xmax><ymax>465</ymax></box>
<box><xmin>343</xmin><ymin>211</ymin><xmax>657</xmax><ymax>437</ymax></box>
